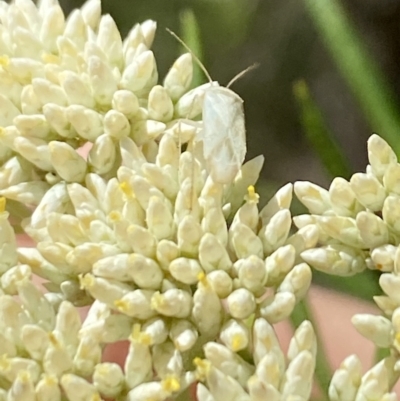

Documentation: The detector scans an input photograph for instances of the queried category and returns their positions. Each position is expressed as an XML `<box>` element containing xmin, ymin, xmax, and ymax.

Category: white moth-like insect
<box><xmin>167</xmin><ymin>29</ymin><xmax>257</xmax><ymax>185</ymax></box>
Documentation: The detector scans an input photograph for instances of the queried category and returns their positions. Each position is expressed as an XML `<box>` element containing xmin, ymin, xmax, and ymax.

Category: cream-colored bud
<box><xmin>35</xmin><ymin>374</ymin><xmax>61</xmax><ymax>401</ymax></box>
<box><xmin>255</xmin><ymin>353</ymin><xmax>282</xmax><ymax>390</ymax></box>
<box><xmin>88</xmin><ymin>55</ymin><xmax>118</xmax><ymax>106</ymax></box>
<box><xmin>382</xmin><ymin>195</ymin><xmax>400</xmax><ymax>235</ymax></box>
<box><xmin>64</xmin><ymin>9</ymin><xmax>87</xmax><ymax>49</ymax></box>
<box><xmin>156</xmin><ymin>132</ymin><xmax>179</xmax><ymax>168</ymax></box>
<box><xmin>88</xmin><ymin>134</ymin><xmax>116</xmax><ymax>175</ymax></box>
<box><xmin>294</xmin><ymin>181</ymin><xmax>331</xmax><ymax>214</ymax></box>
<box><xmin>1</xmin><ymin>264</ymin><xmax>31</xmax><ymax>294</ymax></box>
<box><xmin>125</xmin><ymin>325</ymin><xmax>153</xmax><ymax>389</ymax></box>
<box><xmin>120</xmin><ymin>50</ymin><xmax>158</xmax><ymax>94</ymax></box>
<box><xmin>352</xmin><ymin>314</ymin><xmax>393</xmax><ymax>348</ymax></box>
<box><xmin>140</xmin><ymin>20</ymin><xmax>157</xmax><ymax>48</ymax></box>
<box><xmin>128</xmin><ymin>253</ymin><xmax>164</xmax><ymax>289</ymax></box>
<box><xmin>234</xmin><ymin>255</ymin><xmax>267</xmax><ymax>295</ymax></box>
<box><xmin>286</xmin><ymin>224</ymin><xmax>319</xmax><ymax>259</ymax></box>
<box><xmin>197</xmin><ymin>383</ymin><xmax>216</xmax><ymax>401</ymax></box>
<box><xmin>195</xmin><ymin>360</ymin><xmax>250</xmax><ymax>401</ymax></box>
<box><xmin>32</xmin><ymin>78</ymin><xmax>67</xmax><ymax>106</ymax></box>
<box><xmin>156</xmin><ymin>239</ymin><xmax>179</xmax><ymax>270</ymax></box>
<box><xmin>329</xmin><ymin>354</ymin><xmax>362</xmax><ymax>401</ymax></box>
<box><xmin>66</xmin><ymin>105</ymin><xmax>103</xmax><ymax>141</ymax></box>
<box><xmin>0</xmin><ymin>331</ymin><xmax>16</xmax><ymax>358</ymax></box>
<box><xmin>146</xmin><ymin>195</ymin><xmax>175</xmax><ymax>240</ymax></box>
<box><xmin>21</xmin><ymin>324</ymin><xmax>49</xmax><ymax>361</ymax></box>
<box><xmin>202</xmin><ymin>207</ymin><xmax>228</xmax><ymax>247</ymax></box>
<box><xmin>114</xmin><ymin>289</ymin><xmax>156</xmax><ymax>320</ymax></box>
<box><xmin>119</xmin><ymin>138</ymin><xmax>146</xmax><ymax>173</ymax></box>
<box><xmin>175</xmin><ymin>82</ymin><xmax>215</xmax><ymax>119</ymax></box>
<box><xmin>93</xmin><ymin>253</ymin><xmax>133</xmax><ymax>282</ymax></box>
<box><xmin>226</xmin><ymin>288</ymin><xmax>256</xmax><ymax>320</ymax></box>
<box><xmin>198</xmin><ymin>233</ymin><xmax>232</xmax><ymax>273</ymax></box>
<box><xmin>73</xmin><ymin>334</ymin><xmax>101</xmax><ymax>377</ymax></box>
<box><xmin>142</xmin><ymin>317</ymin><xmax>169</xmax><ymax>345</ymax></box>
<box><xmin>153</xmin><ymin>341</ymin><xmax>183</xmax><ymax>378</ymax></box>
<box><xmin>265</xmin><ymin>244</ymin><xmax>296</xmax><ymax>286</ymax></box>
<box><xmin>81</xmin><ymin>0</ymin><xmax>101</xmax><ymax>29</ymax></box>
<box><xmin>370</xmin><ymin>245</ymin><xmax>397</xmax><ymax>272</ymax></box>
<box><xmin>258</xmin><ymin>209</ymin><xmax>291</xmax><ymax>255</ymax></box>
<box><xmin>169</xmin><ymin>257</ymin><xmax>203</xmax><ymax>285</ymax></box>
<box><xmin>131</xmin><ymin>119</ymin><xmax>166</xmax><ymax>146</ymax></box>
<box><xmin>379</xmin><ymin>274</ymin><xmax>400</xmax><ymax>304</ymax></box>
<box><xmin>8</xmin><ymin>370</ymin><xmax>35</xmax><ymax>401</ymax></box>
<box><xmin>248</xmin><ymin>376</ymin><xmax>281</xmax><ymax>401</ymax></box>
<box><xmin>79</xmin><ymin>274</ymin><xmax>132</xmax><ymax>307</ymax></box>
<box><xmin>163</xmin><ymin>53</ymin><xmax>193</xmax><ymax>101</ymax></box>
<box><xmin>207</xmin><ymin>270</ymin><xmax>233</xmax><ymax>298</ymax></box>
<box><xmin>316</xmin><ymin>215</ymin><xmax>365</xmax><ymax>248</ymax></box>
<box><xmin>329</xmin><ymin>177</ymin><xmax>363</xmax><ymax>217</ymax></box>
<box><xmin>60</xmin><ymin>374</ymin><xmax>100</xmax><ymax>401</ymax></box>
<box><xmin>192</xmin><ymin>276</ymin><xmax>222</xmax><ymax>337</ymax></box>
<box><xmin>301</xmin><ymin>245</ymin><xmax>366</xmax><ymax>276</ymax></box>
<box><xmin>203</xmin><ymin>342</ymin><xmax>254</xmax><ymax>386</ymax></box>
<box><xmin>374</xmin><ymin>295</ymin><xmax>397</xmax><ymax>316</ymax></box>
<box><xmin>42</xmin><ymin>103</ymin><xmax>75</xmax><ymax>138</ymax></box>
<box><xmin>259</xmin><ymin>291</ymin><xmax>296</xmax><ymax>323</ymax></box>
<box><xmin>14</xmin><ymin>114</ymin><xmax>50</xmax><ymax>139</ymax></box>
<box><xmin>142</xmin><ymin>163</ymin><xmax>179</xmax><ymax>200</ymax></box>
<box><xmin>59</xmin><ymin>71</ymin><xmax>95</xmax><ymax>108</ymax></box>
<box><xmin>127</xmin><ymin>378</ymin><xmax>179</xmax><ymax>401</ymax></box>
<box><xmin>40</xmin><ymin>2</ymin><xmax>65</xmax><ymax>51</ymax></box>
<box><xmin>278</xmin><ymin>262</ymin><xmax>312</xmax><ymax>301</ymax></box>
<box><xmin>287</xmin><ymin>320</ymin><xmax>317</xmax><ymax>362</ymax></box>
<box><xmin>93</xmin><ymin>362</ymin><xmax>124</xmax><ymax>399</ymax></box>
<box><xmin>42</xmin><ymin>334</ymin><xmax>73</xmax><ymax>377</ymax></box>
<box><xmin>368</xmin><ymin>134</ymin><xmax>397</xmax><ymax>180</ymax></box>
<box><xmin>174</xmin><ymin>178</ymin><xmax>201</xmax><ymax>224</ymax></box>
<box><xmin>49</xmin><ymin>141</ymin><xmax>87</xmax><ymax>182</ymax></box>
<box><xmin>0</xmin><ymin>181</ymin><xmax>50</xmax><ymax>205</ymax></box>
<box><xmin>13</xmin><ymin>136</ymin><xmax>52</xmax><ymax>171</ymax></box>
<box><xmin>231</xmin><ymin>222</ymin><xmax>263</xmax><ymax>259</ymax></box>
<box><xmin>219</xmin><ymin>319</ymin><xmax>249</xmax><ymax>352</ymax></box>
<box><xmin>0</xmin><ymin>156</ymin><xmax>30</xmax><ymax>190</ymax></box>
<box><xmin>281</xmin><ymin>350</ymin><xmax>314</xmax><ymax>400</ymax></box>
<box><xmin>356</xmin><ymin>211</ymin><xmax>389</xmax><ymax>248</ymax></box>
<box><xmin>169</xmin><ymin>319</ymin><xmax>198</xmax><ymax>352</ymax></box>
<box><xmin>177</xmin><ymin>215</ymin><xmax>202</xmax><ymax>257</ymax></box>
<box><xmin>0</xmin><ymin>94</ymin><xmax>20</xmax><ymax>127</ymax></box>
<box><xmin>148</xmin><ymin>85</ymin><xmax>174</xmax><ymax>122</ymax></box>
<box><xmin>97</xmin><ymin>14</ymin><xmax>123</xmax><ymax>68</ymax></box>
<box><xmin>104</xmin><ymin>109</ymin><xmax>130</xmax><ymax>138</ymax></box>
<box><xmin>383</xmin><ymin>163</ymin><xmax>400</xmax><ymax>195</ymax></box>
<box><xmin>125</xmin><ymin>226</ymin><xmax>156</xmax><ymax>259</ymax></box>
<box><xmin>54</xmin><ymin>301</ymin><xmax>81</xmax><ymax>354</ymax></box>
<box><xmin>112</xmin><ymin>89</ymin><xmax>139</xmax><ymax>118</ymax></box>
<box><xmin>151</xmin><ymin>289</ymin><xmax>192</xmax><ymax>318</ymax></box>
<box><xmin>350</xmin><ymin>172</ymin><xmax>386</xmax><ymax>211</ymax></box>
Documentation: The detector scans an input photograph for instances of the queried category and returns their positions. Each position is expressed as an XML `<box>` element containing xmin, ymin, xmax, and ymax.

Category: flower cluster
<box><xmin>1</xmin><ymin>0</ymin><xmax>399</xmax><ymax>399</ymax></box>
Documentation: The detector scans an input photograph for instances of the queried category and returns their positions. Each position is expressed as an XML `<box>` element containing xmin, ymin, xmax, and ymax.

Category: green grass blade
<box><xmin>293</xmin><ymin>79</ymin><xmax>352</xmax><ymax>179</ymax></box>
<box><xmin>303</xmin><ymin>0</ymin><xmax>400</xmax><ymax>156</ymax></box>
<box><xmin>179</xmin><ymin>9</ymin><xmax>205</xmax><ymax>87</ymax></box>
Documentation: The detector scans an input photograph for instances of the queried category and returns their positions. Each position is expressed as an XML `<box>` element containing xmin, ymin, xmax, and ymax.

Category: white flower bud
<box><xmin>258</xmin><ymin>184</ymin><xmax>292</xmax><ymax>226</ymax></box>
<box><xmin>114</xmin><ymin>289</ymin><xmax>156</xmax><ymax>320</ymax></box>
<box><xmin>1</xmin><ymin>264</ymin><xmax>31</xmax><ymax>294</ymax></box>
<box><xmin>248</xmin><ymin>376</ymin><xmax>281</xmax><ymax>401</ymax></box>
<box><xmin>192</xmin><ymin>275</ymin><xmax>222</xmax><ymax>336</ymax></box>
<box><xmin>174</xmin><ymin>178</ymin><xmax>201</xmax><ymax>224</ymax></box>
<box><xmin>81</xmin><ymin>0</ymin><xmax>101</xmax><ymax>29</ymax></box>
<box><xmin>146</xmin><ymin>195</ymin><xmax>175</xmax><ymax>240</ymax></box>
<box><xmin>54</xmin><ymin>301</ymin><xmax>81</xmax><ymax>355</ymax></box>
<box><xmin>350</xmin><ymin>172</ymin><xmax>386</xmax><ymax>211</ymax></box>
<box><xmin>49</xmin><ymin>141</ymin><xmax>87</xmax><ymax>182</ymax></box>
<box><xmin>352</xmin><ymin>314</ymin><xmax>393</xmax><ymax>348</ymax></box>
<box><xmin>177</xmin><ymin>215</ymin><xmax>202</xmax><ymax>257</ymax></box>
<box><xmin>42</xmin><ymin>334</ymin><xmax>73</xmax><ymax>377</ymax></box>
<box><xmin>301</xmin><ymin>245</ymin><xmax>366</xmax><ymax>276</ymax></box>
<box><xmin>254</xmin><ymin>353</ymin><xmax>282</xmax><ymax>390</ymax></box>
<box><xmin>281</xmin><ymin>350</ymin><xmax>314</xmax><ymax>400</ymax></box>
<box><xmin>294</xmin><ymin>181</ymin><xmax>331</xmax><ymax>214</ymax></box>
<box><xmin>169</xmin><ymin>319</ymin><xmax>198</xmax><ymax>351</ymax></box>
<box><xmin>32</xmin><ymin>78</ymin><xmax>67</xmax><ymax>106</ymax></box>
<box><xmin>14</xmin><ymin>114</ymin><xmax>50</xmax><ymax>139</ymax></box>
<box><xmin>0</xmin><ymin>332</ymin><xmax>16</xmax><ymax>357</ymax></box>
<box><xmin>356</xmin><ymin>211</ymin><xmax>389</xmax><ymax>248</ymax></box>
<box><xmin>329</xmin><ymin>177</ymin><xmax>363</xmax><ymax>216</ymax></box>
<box><xmin>0</xmin><ymin>94</ymin><xmax>20</xmax><ymax>126</ymax></box>
<box><xmin>374</xmin><ymin>295</ymin><xmax>397</xmax><ymax>316</ymax></box>
<box><xmin>35</xmin><ymin>374</ymin><xmax>61</xmax><ymax>401</ymax></box>
<box><xmin>195</xmin><ymin>359</ymin><xmax>251</xmax><ymax>401</ymax></box>
<box><xmin>231</xmin><ymin>222</ymin><xmax>263</xmax><ymax>259</ymax></box>
<box><xmin>104</xmin><ymin>109</ymin><xmax>130</xmax><ymax>139</ymax></box>
<box><xmin>383</xmin><ymin>163</ymin><xmax>400</xmax><ymax>195</ymax></box>
<box><xmin>87</xmin><ymin>134</ymin><xmax>116</xmax><ymax>175</ymax></box>
<box><xmin>125</xmin><ymin>325</ymin><xmax>153</xmax><ymax>389</ymax></box>
<box><xmin>156</xmin><ymin>133</ymin><xmax>179</xmax><ymax>168</ymax></box>
<box><xmin>286</xmin><ymin>224</ymin><xmax>319</xmax><ymax>259</ymax></box>
<box><xmin>153</xmin><ymin>341</ymin><xmax>182</xmax><ymax>378</ymax></box>
<box><xmin>175</xmin><ymin>82</ymin><xmax>215</xmax><ymax>119</ymax></box>
<box><xmin>121</xmin><ymin>50</ymin><xmax>158</xmax><ymax>94</ymax></box>
<box><xmin>13</xmin><ymin>136</ymin><xmax>52</xmax><ymax>171</ymax></box>
<box><xmin>142</xmin><ymin>317</ymin><xmax>169</xmax><ymax>345</ymax></box>
<box><xmin>163</xmin><ymin>53</ymin><xmax>193</xmax><ymax>101</ymax></box>
<box><xmin>131</xmin><ymin>119</ymin><xmax>166</xmax><ymax>146</ymax></box>
<box><xmin>219</xmin><ymin>319</ymin><xmax>249</xmax><ymax>352</ymax></box>
<box><xmin>65</xmin><ymin>105</ymin><xmax>103</xmax><ymax>141</ymax></box>
<box><xmin>234</xmin><ymin>255</ymin><xmax>267</xmax><ymax>295</ymax></box>
<box><xmin>127</xmin><ymin>378</ymin><xmax>180</xmax><ymax>401</ymax></box>
<box><xmin>287</xmin><ymin>320</ymin><xmax>317</xmax><ymax>362</ymax></box>
<box><xmin>259</xmin><ymin>291</ymin><xmax>296</xmax><ymax>323</ymax></box>
<box><xmin>370</xmin><ymin>245</ymin><xmax>397</xmax><ymax>272</ymax></box>
<box><xmin>148</xmin><ymin>85</ymin><xmax>174</xmax><ymax>122</ymax></box>
<box><xmin>142</xmin><ymin>163</ymin><xmax>179</xmax><ymax>200</ymax></box>
<box><xmin>97</xmin><ymin>14</ymin><xmax>123</xmax><ymax>68</ymax></box>
<box><xmin>73</xmin><ymin>334</ymin><xmax>101</xmax><ymax>376</ymax></box>
<box><xmin>226</xmin><ymin>288</ymin><xmax>256</xmax><ymax>319</ymax></box>
<box><xmin>368</xmin><ymin>134</ymin><xmax>397</xmax><ymax>180</ymax></box>
<box><xmin>197</xmin><ymin>383</ymin><xmax>216</xmax><ymax>401</ymax></box>
<box><xmin>382</xmin><ymin>195</ymin><xmax>400</xmax><ymax>235</ymax></box>
<box><xmin>42</xmin><ymin>103</ymin><xmax>75</xmax><ymax>138</ymax></box>
<box><xmin>128</xmin><ymin>253</ymin><xmax>163</xmax><ymax>289</ymax></box>
<box><xmin>265</xmin><ymin>244</ymin><xmax>296</xmax><ymax>286</ymax></box>
<box><xmin>0</xmin><ymin>181</ymin><xmax>50</xmax><ymax>205</ymax></box>
<box><xmin>198</xmin><ymin>233</ymin><xmax>231</xmax><ymax>274</ymax></box>
<box><xmin>21</xmin><ymin>324</ymin><xmax>49</xmax><ymax>361</ymax></box>
<box><xmin>202</xmin><ymin>207</ymin><xmax>228</xmax><ymax>247</ymax></box>
<box><xmin>207</xmin><ymin>270</ymin><xmax>233</xmax><ymax>298</ymax></box>
<box><xmin>151</xmin><ymin>288</ymin><xmax>192</xmax><ymax>318</ymax></box>
<box><xmin>380</xmin><ymin>274</ymin><xmax>400</xmax><ymax>304</ymax></box>
<box><xmin>169</xmin><ymin>257</ymin><xmax>203</xmax><ymax>285</ymax></box>
<box><xmin>112</xmin><ymin>89</ymin><xmax>139</xmax><ymax>118</ymax></box>
<box><xmin>329</xmin><ymin>355</ymin><xmax>362</xmax><ymax>401</ymax></box>
<box><xmin>40</xmin><ymin>2</ymin><xmax>65</xmax><ymax>51</ymax></box>
<box><xmin>93</xmin><ymin>362</ymin><xmax>124</xmax><ymax>399</ymax></box>
<box><xmin>8</xmin><ymin>370</ymin><xmax>35</xmax><ymax>401</ymax></box>
<box><xmin>59</xmin><ymin>71</ymin><xmax>94</xmax><ymax>108</ymax></box>
<box><xmin>278</xmin><ymin>262</ymin><xmax>312</xmax><ymax>301</ymax></box>
<box><xmin>156</xmin><ymin>239</ymin><xmax>179</xmax><ymax>270</ymax></box>
<box><xmin>60</xmin><ymin>374</ymin><xmax>100</xmax><ymax>401</ymax></box>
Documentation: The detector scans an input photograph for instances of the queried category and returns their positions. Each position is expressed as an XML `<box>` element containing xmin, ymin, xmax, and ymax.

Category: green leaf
<box><xmin>303</xmin><ymin>0</ymin><xmax>400</xmax><ymax>156</ymax></box>
<box><xmin>293</xmin><ymin>79</ymin><xmax>352</xmax><ymax>179</ymax></box>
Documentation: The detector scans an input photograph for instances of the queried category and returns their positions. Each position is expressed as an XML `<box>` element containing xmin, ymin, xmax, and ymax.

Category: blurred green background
<box><xmin>58</xmin><ymin>0</ymin><xmax>400</xmax><ymax>301</ymax></box>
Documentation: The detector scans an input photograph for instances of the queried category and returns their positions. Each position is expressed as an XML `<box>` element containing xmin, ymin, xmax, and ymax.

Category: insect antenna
<box><xmin>226</xmin><ymin>63</ymin><xmax>260</xmax><ymax>89</ymax></box>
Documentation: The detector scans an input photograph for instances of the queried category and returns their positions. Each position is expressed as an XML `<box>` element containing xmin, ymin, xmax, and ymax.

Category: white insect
<box><xmin>167</xmin><ymin>29</ymin><xmax>257</xmax><ymax>185</ymax></box>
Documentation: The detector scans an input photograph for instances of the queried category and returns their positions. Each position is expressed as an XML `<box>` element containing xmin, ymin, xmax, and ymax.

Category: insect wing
<box><xmin>202</xmin><ymin>87</ymin><xmax>246</xmax><ymax>184</ymax></box>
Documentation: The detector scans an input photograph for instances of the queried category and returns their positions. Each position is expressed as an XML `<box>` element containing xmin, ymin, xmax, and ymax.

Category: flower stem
<box><xmin>290</xmin><ymin>297</ymin><xmax>332</xmax><ymax>399</ymax></box>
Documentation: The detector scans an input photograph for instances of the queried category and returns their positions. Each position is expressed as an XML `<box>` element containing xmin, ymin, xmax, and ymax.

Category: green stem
<box><xmin>290</xmin><ymin>298</ymin><xmax>332</xmax><ymax>399</ymax></box>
